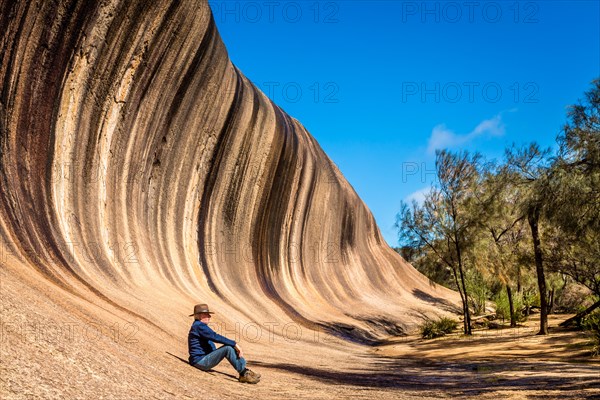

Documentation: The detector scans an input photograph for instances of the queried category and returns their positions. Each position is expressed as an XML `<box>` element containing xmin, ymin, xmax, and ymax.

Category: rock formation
<box><xmin>1</xmin><ymin>0</ymin><xmax>459</xmax><ymax>397</ymax></box>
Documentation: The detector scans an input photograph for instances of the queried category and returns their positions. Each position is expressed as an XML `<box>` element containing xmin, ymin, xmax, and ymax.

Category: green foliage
<box><xmin>522</xmin><ymin>288</ymin><xmax>539</xmax><ymax>310</ymax></box>
<box><xmin>465</xmin><ymin>268</ymin><xmax>490</xmax><ymax>315</ymax></box>
<box><xmin>493</xmin><ymin>290</ymin><xmax>510</xmax><ymax>320</ymax></box>
<box><xmin>396</xmin><ymin>150</ymin><xmax>487</xmax><ymax>335</ymax></box>
<box><xmin>581</xmin><ymin>310</ymin><xmax>600</xmax><ymax>356</ymax></box>
<box><xmin>396</xmin><ymin>80</ymin><xmax>600</xmax><ymax>337</ymax></box>
<box><xmin>545</xmin><ymin>79</ymin><xmax>600</xmax><ymax>298</ymax></box>
<box><xmin>493</xmin><ymin>289</ymin><xmax>525</xmax><ymax>322</ymax></box>
<box><xmin>420</xmin><ymin>317</ymin><xmax>458</xmax><ymax>339</ymax></box>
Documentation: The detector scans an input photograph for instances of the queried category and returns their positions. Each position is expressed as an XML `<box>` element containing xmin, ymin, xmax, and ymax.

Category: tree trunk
<box><xmin>481</xmin><ymin>296</ymin><xmax>486</xmax><ymax>316</ymax></box>
<box><xmin>528</xmin><ymin>206</ymin><xmax>548</xmax><ymax>335</ymax></box>
<box><xmin>507</xmin><ymin>284</ymin><xmax>516</xmax><ymax>327</ymax></box>
<box><xmin>456</xmin><ymin>249</ymin><xmax>472</xmax><ymax>335</ymax></box>
<box><xmin>559</xmin><ymin>299</ymin><xmax>600</xmax><ymax>327</ymax></box>
<box><xmin>451</xmin><ymin>266</ymin><xmax>470</xmax><ymax>335</ymax></box>
<box><xmin>548</xmin><ymin>287</ymin><xmax>555</xmax><ymax>314</ymax></box>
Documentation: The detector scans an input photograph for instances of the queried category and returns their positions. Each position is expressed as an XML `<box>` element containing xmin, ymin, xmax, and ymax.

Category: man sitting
<box><xmin>187</xmin><ymin>303</ymin><xmax>261</xmax><ymax>384</ymax></box>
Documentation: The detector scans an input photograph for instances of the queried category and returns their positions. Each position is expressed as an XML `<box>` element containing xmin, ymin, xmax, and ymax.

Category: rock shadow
<box><xmin>317</xmin><ymin>316</ymin><xmax>407</xmax><ymax>346</ymax></box>
<box><xmin>412</xmin><ymin>288</ymin><xmax>462</xmax><ymax>313</ymax></box>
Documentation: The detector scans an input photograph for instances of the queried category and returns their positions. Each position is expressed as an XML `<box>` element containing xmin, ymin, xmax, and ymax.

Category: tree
<box><xmin>546</xmin><ymin>79</ymin><xmax>600</xmax><ymax>326</ymax></box>
<box><xmin>506</xmin><ymin>144</ymin><xmax>553</xmax><ymax>335</ymax></box>
<box><xmin>475</xmin><ymin>165</ymin><xmax>528</xmax><ymax>327</ymax></box>
<box><xmin>396</xmin><ymin>150</ymin><xmax>484</xmax><ymax>335</ymax></box>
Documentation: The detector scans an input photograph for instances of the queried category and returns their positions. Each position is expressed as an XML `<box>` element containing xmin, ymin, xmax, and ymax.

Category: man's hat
<box><xmin>189</xmin><ymin>303</ymin><xmax>214</xmax><ymax>317</ymax></box>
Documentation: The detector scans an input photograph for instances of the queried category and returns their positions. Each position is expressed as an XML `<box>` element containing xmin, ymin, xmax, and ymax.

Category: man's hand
<box><xmin>234</xmin><ymin>344</ymin><xmax>243</xmax><ymax>358</ymax></box>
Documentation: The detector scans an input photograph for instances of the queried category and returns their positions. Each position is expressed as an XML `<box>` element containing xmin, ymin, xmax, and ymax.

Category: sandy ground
<box><xmin>2</xmin><ymin>267</ymin><xmax>599</xmax><ymax>400</ymax></box>
<box><xmin>371</xmin><ymin>314</ymin><xmax>600</xmax><ymax>399</ymax></box>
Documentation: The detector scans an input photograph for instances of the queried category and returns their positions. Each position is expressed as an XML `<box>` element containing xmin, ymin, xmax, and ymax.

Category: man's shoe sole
<box><xmin>239</xmin><ymin>378</ymin><xmax>260</xmax><ymax>384</ymax></box>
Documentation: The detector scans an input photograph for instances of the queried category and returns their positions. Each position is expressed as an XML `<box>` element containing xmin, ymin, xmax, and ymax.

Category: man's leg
<box><xmin>193</xmin><ymin>346</ymin><xmax>246</xmax><ymax>375</ymax></box>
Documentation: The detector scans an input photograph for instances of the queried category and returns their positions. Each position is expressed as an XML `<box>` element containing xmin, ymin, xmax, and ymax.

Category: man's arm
<box><xmin>197</xmin><ymin>323</ymin><xmax>236</xmax><ymax>347</ymax></box>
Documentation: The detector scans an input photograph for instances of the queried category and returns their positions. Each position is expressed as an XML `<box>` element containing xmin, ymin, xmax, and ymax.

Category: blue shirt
<box><xmin>188</xmin><ymin>320</ymin><xmax>236</xmax><ymax>365</ymax></box>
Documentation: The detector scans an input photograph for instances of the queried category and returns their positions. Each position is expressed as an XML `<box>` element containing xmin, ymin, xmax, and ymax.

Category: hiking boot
<box><xmin>245</xmin><ymin>369</ymin><xmax>261</xmax><ymax>379</ymax></box>
<box><xmin>239</xmin><ymin>369</ymin><xmax>260</xmax><ymax>384</ymax></box>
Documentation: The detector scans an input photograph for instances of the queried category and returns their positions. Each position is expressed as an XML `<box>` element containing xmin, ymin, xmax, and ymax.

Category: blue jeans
<box><xmin>193</xmin><ymin>346</ymin><xmax>246</xmax><ymax>375</ymax></box>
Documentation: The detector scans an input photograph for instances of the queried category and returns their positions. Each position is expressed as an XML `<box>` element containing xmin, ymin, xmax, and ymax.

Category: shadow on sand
<box><xmin>250</xmin><ymin>355</ymin><xmax>600</xmax><ymax>396</ymax></box>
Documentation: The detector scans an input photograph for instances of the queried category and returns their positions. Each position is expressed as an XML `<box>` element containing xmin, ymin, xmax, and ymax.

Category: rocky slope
<box><xmin>0</xmin><ymin>1</ymin><xmax>459</xmax><ymax>398</ymax></box>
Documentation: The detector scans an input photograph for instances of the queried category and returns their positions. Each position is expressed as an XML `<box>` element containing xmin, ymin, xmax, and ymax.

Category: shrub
<box><xmin>465</xmin><ymin>269</ymin><xmax>490</xmax><ymax>315</ymax></box>
<box><xmin>493</xmin><ymin>290</ymin><xmax>511</xmax><ymax>320</ymax></box>
<box><xmin>581</xmin><ymin>310</ymin><xmax>600</xmax><ymax>356</ymax></box>
<box><xmin>521</xmin><ymin>289</ymin><xmax>539</xmax><ymax>316</ymax></box>
<box><xmin>420</xmin><ymin>317</ymin><xmax>458</xmax><ymax>339</ymax></box>
<box><xmin>493</xmin><ymin>289</ymin><xmax>525</xmax><ymax>323</ymax></box>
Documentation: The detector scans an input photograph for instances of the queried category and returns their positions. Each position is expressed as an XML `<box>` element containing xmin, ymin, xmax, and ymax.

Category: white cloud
<box><xmin>405</xmin><ymin>186</ymin><xmax>430</xmax><ymax>204</ymax></box>
<box><xmin>426</xmin><ymin>114</ymin><xmax>506</xmax><ymax>155</ymax></box>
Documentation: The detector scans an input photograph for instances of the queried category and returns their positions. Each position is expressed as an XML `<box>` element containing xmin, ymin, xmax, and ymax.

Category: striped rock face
<box><xmin>0</xmin><ymin>0</ymin><xmax>459</xmax><ymax>373</ymax></box>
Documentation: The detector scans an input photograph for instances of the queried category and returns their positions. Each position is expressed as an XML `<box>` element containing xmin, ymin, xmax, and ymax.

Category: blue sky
<box><xmin>210</xmin><ymin>0</ymin><xmax>600</xmax><ymax>246</ymax></box>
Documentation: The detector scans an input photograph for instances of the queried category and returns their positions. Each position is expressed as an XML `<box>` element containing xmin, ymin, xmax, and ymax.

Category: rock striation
<box><xmin>0</xmin><ymin>0</ymin><xmax>459</xmax><ymax>383</ymax></box>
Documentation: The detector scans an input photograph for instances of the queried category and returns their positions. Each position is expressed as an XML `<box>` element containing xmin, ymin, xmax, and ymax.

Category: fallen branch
<box><xmin>559</xmin><ymin>299</ymin><xmax>600</xmax><ymax>327</ymax></box>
